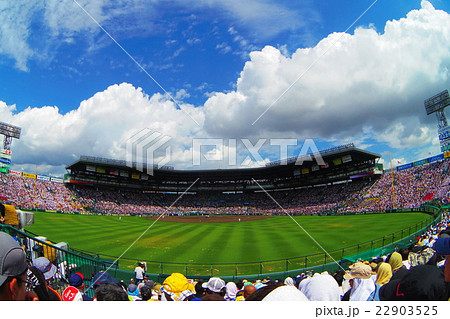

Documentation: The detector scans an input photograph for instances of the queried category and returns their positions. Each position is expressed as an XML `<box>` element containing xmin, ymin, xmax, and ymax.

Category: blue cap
<box><xmin>434</xmin><ymin>237</ymin><xmax>450</xmax><ymax>255</ymax></box>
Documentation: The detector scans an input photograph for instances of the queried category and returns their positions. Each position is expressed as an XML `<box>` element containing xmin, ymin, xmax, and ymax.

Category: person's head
<box><xmin>343</xmin><ymin>262</ymin><xmax>372</xmax><ymax>281</ymax></box>
<box><xmin>202</xmin><ymin>277</ymin><xmax>226</xmax><ymax>296</ymax></box>
<box><xmin>33</xmin><ymin>257</ymin><xmax>57</xmax><ymax>282</ymax></box>
<box><xmin>194</xmin><ymin>281</ymin><xmax>205</xmax><ymax>296</ymax></box>
<box><xmin>375</xmin><ymin>262</ymin><xmax>392</xmax><ymax>286</ymax></box>
<box><xmin>140</xmin><ymin>285</ymin><xmax>152</xmax><ymax>301</ymax></box>
<box><xmin>162</xmin><ymin>273</ymin><xmax>193</xmax><ymax>301</ymax></box>
<box><xmin>69</xmin><ymin>273</ymin><xmax>85</xmax><ymax>290</ymax></box>
<box><xmin>91</xmin><ymin>271</ymin><xmax>119</xmax><ymax>289</ymax></box>
<box><xmin>127</xmin><ymin>283</ymin><xmax>139</xmax><ymax>297</ymax></box>
<box><xmin>95</xmin><ymin>283</ymin><xmax>129</xmax><ymax>301</ymax></box>
<box><xmin>398</xmin><ymin>248</ymin><xmax>410</xmax><ymax>261</ymax></box>
<box><xmin>332</xmin><ymin>269</ymin><xmax>345</xmax><ymax>287</ymax></box>
<box><xmin>243</xmin><ymin>284</ymin><xmax>256</xmax><ymax>299</ymax></box>
<box><xmin>0</xmin><ymin>232</ymin><xmax>29</xmax><ymax>301</ymax></box>
<box><xmin>387</xmin><ymin>252</ymin><xmax>403</xmax><ymax>272</ymax></box>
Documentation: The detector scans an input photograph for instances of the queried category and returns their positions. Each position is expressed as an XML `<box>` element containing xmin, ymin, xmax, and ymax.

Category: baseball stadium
<box><xmin>1</xmin><ymin>137</ymin><xmax>449</xmax><ymax>300</ymax></box>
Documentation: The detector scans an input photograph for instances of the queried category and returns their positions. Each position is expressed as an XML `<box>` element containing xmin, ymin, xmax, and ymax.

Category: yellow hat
<box><xmin>163</xmin><ymin>273</ymin><xmax>189</xmax><ymax>295</ymax></box>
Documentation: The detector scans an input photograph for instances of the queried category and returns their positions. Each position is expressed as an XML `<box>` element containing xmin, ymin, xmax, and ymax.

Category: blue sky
<box><xmin>0</xmin><ymin>0</ymin><xmax>450</xmax><ymax>176</ymax></box>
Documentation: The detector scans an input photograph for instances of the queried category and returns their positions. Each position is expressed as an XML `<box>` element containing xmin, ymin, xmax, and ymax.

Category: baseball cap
<box><xmin>0</xmin><ymin>232</ymin><xmax>28</xmax><ymax>286</ymax></box>
<box><xmin>343</xmin><ymin>262</ymin><xmax>372</xmax><ymax>280</ymax></box>
<box><xmin>434</xmin><ymin>237</ymin><xmax>450</xmax><ymax>255</ymax></box>
<box><xmin>33</xmin><ymin>257</ymin><xmax>57</xmax><ymax>281</ymax></box>
<box><xmin>91</xmin><ymin>271</ymin><xmax>118</xmax><ymax>288</ymax></box>
<box><xmin>69</xmin><ymin>273</ymin><xmax>84</xmax><ymax>287</ymax></box>
<box><xmin>202</xmin><ymin>277</ymin><xmax>225</xmax><ymax>293</ymax></box>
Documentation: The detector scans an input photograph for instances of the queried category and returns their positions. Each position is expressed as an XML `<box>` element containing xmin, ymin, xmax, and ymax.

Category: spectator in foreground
<box><xmin>64</xmin><ymin>273</ymin><xmax>93</xmax><ymax>301</ymax></box>
<box><xmin>342</xmin><ymin>262</ymin><xmax>376</xmax><ymax>301</ymax></box>
<box><xmin>33</xmin><ymin>256</ymin><xmax>62</xmax><ymax>301</ymax></box>
<box><xmin>95</xmin><ymin>283</ymin><xmax>129</xmax><ymax>301</ymax></box>
<box><xmin>225</xmin><ymin>281</ymin><xmax>238</xmax><ymax>301</ymax></box>
<box><xmin>202</xmin><ymin>277</ymin><xmax>226</xmax><ymax>301</ymax></box>
<box><xmin>375</xmin><ymin>263</ymin><xmax>392</xmax><ymax>287</ymax></box>
<box><xmin>161</xmin><ymin>273</ymin><xmax>194</xmax><ymax>301</ymax></box>
<box><xmin>27</xmin><ymin>266</ymin><xmax>51</xmax><ymax>301</ymax></box>
<box><xmin>0</xmin><ymin>232</ymin><xmax>38</xmax><ymax>301</ymax></box>
<box><xmin>379</xmin><ymin>265</ymin><xmax>447</xmax><ymax>301</ymax></box>
<box><xmin>299</xmin><ymin>273</ymin><xmax>341</xmax><ymax>301</ymax></box>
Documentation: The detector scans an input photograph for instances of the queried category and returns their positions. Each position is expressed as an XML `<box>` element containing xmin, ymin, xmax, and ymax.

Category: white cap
<box><xmin>202</xmin><ymin>277</ymin><xmax>225</xmax><ymax>293</ymax></box>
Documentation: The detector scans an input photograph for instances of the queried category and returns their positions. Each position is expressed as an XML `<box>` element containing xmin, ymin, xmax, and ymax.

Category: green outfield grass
<box><xmin>25</xmin><ymin>211</ymin><xmax>432</xmax><ymax>274</ymax></box>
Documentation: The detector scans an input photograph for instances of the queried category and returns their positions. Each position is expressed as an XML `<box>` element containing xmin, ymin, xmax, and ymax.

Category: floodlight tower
<box><xmin>424</xmin><ymin>90</ymin><xmax>450</xmax><ymax>152</ymax></box>
<box><xmin>0</xmin><ymin>122</ymin><xmax>21</xmax><ymax>173</ymax></box>
<box><xmin>0</xmin><ymin>121</ymin><xmax>21</xmax><ymax>150</ymax></box>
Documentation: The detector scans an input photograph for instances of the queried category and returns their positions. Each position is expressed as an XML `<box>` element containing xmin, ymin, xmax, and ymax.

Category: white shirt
<box><xmin>135</xmin><ymin>266</ymin><xmax>145</xmax><ymax>280</ymax></box>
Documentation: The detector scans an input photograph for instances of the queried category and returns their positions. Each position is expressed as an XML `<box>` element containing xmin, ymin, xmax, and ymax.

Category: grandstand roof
<box><xmin>66</xmin><ymin>144</ymin><xmax>380</xmax><ymax>191</ymax></box>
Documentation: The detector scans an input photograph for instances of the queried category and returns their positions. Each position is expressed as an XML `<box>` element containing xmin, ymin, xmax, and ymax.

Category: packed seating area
<box><xmin>1</xmin><ymin>214</ymin><xmax>448</xmax><ymax>301</ymax></box>
<box><xmin>0</xmin><ymin>158</ymin><xmax>449</xmax><ymax>216</ymax></box>
<box><xmin>340</xmin><ymin>160</ymin><xmax>450</xmax><ymax>213</ymax></box>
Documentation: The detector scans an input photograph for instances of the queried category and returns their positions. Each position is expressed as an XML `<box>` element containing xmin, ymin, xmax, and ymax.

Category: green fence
<box><xmin>1</xmin><ymin>206</ymin><xmax>442</xmax><ymax>285</ymax></box>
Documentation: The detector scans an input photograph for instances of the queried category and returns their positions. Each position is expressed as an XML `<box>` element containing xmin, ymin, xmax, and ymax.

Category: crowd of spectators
<box><xmin>0</xmin><ymin>174</ymin><xmax>82</xmax><ymax>213</ymax></box>
<box><xmin>340</xmin><ymin>160</ymin><xmax>450</xmax><ymax>213</ymax></box>
<box><xmin>1</xmin><ymin>214</ymin><xmax>449</xmax><ymax>301</ymax></box>
<box><xmin>1</xmin><ymin>159</ymin><xmax>450</xmax><ymax>217</ymax></box>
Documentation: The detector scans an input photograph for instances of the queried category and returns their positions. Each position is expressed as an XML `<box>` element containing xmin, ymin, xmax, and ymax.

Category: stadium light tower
<box><xmin>424</xmin><ymin>90</ymin><xmax>450</xmax><ymax>152</ymax></box>
<box><xmin>0</xmin><ymin>121</ymin><xmax>21</xmax><ymax>151</ymax></box>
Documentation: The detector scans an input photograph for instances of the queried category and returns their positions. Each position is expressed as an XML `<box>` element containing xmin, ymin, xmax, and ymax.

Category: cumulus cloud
<box><xmin>2</xmin><ymin>83</ymin><xmax>204</xmax><ymax>174</ymax></box>
<box><xmin>203</xmin><ymin>1</ymin><xmax>450</xmax><ymax>149</ymax></box>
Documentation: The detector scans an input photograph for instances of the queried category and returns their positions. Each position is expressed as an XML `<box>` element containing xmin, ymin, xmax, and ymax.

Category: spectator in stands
<box><xmin>240</xmin><ymin>284</ymin><xmax>256</xmax><ymax>301</ymax></box>
<box><xmin>283</xmin><ymin>277</ymin><xmax>295</xmax><ymax>286</ymax></box>
<box><xmin>299</xmin><ymin>273</ymin><xmax>341</xmax><ymax>301</ymax></box>
<box><xmin>434</xmin><ymin>236</ymin><xmax>450</xmax><ymax>296</ymax></box>
<box><xmin>161</xmin><ymin>273</ymin><xmax>194</xmax><ymax>301</ymax></box>
<box><xmin>342</xmin><ymin>262</ymin><xmax>376</xmax><ymax>301</ymax></box>
<box><xmin>398</xmin><ymin>247</ymin><xmax>411</xmax><ymax>269</ymax></box>
<box><xmin>202</xmin><ymin>277</ymin><xmax>226</xmax><ymax>301</ymax></box>
<box><xmin>388</xmin><ymin>252</ymin><xmax>404</xmax><ymax>274</ymax></box>
<box><xmin>375</xmin><ymin>263</ymin><xmax>392</xmax><ymax>286</ymax></box>
<box><xmin>62</xmin><ymin>273</ymin><xmax>94</xmax><ymax>301</ymax></box>
<box><xmin>225</xmin><ymin>281</ymin><xmax>238</xmax><ymax>301</ymax></box>
<box><xmin>65</xmin><ymin>273</ymin><xmax>93</xmax><ymax>301</ymax></box>
<box><xmin>192</xmin><ymin>281</ymin><xmax>205</xmax><ymax>300</ymax></box>
<box><xmin>0</xmin><ymin>203</ymin><xmax>5</xmax><ymax>224</ymax></box>
<box><xmin>0</xmin><ymin>232</ymin><xmax>38</xmax><ymax>301</ymax></box>
<box><xmin>139</xmin><ymin>285</ymin><xmax>152</xmax><ymax>301</ymax></box>
<box><xmin>246</xmin><ymin>283</ymin><xmax>309</xmax><ymax>301</ymax></box>
<box><xmin>379</xmin><ymin>265</ymin><xmax>447</xmax><ymax>301</ymax></box>
<box><xmin>32</xmin><ymin>256</ymin><xmax>62</xmax><ymax>301</ymax></box>
<box><xmin>127</xmin><ymin>283</ymin><xmax>140</xmax><ymax>301</ymax></box>
<box><xmin>27</xmin><ymin>266</ymin><xmax>50</xmax><ymax>301</ymax></box>
<box><xmin>134</xmin><ymin>262</ymin><xmax>145</xmax><ymax>284</ymax></box>
<box><xmin>95</xmin><ymin>283</ymin><xmax>129</xmax><ymax>301</ymax></box>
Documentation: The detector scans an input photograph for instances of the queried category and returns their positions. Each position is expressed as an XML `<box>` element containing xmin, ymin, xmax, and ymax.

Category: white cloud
<box><xmin>203</xmin><ymin>1</ymin><xmax>450</xmax><ymax>150</ymax></box>
<box><xmin>3</xmin><ymin>83</ymin><xmax>204</xmax><ymax>171</ymax></box>
<box><xmin>0</xmin><ymin>2</ymin><xmax>35</xmax><ymax>71</ymax></box>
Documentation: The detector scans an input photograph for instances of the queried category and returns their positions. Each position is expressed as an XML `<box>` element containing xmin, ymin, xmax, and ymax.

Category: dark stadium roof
<box><xmin>65</xmin><ymin>144</ymin><xmax>381</xmax><ymax>191</ymax></box>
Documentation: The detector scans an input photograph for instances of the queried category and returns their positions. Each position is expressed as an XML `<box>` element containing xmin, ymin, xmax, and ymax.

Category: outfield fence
<box><xmin>0</xmin><ymin>206</ymin><xmax>443</xmax><ymax>288</ymax></box>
